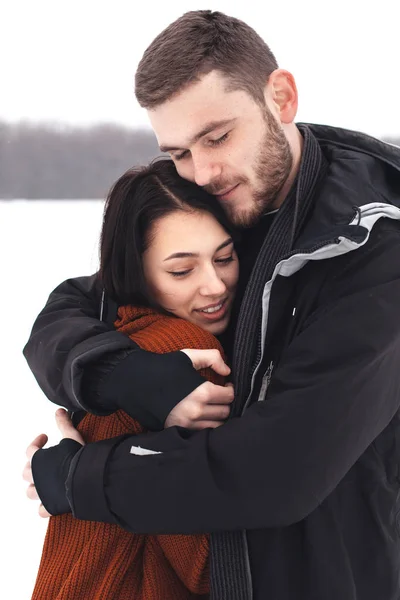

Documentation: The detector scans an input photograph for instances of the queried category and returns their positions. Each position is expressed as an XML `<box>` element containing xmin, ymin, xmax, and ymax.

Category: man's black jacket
<box><xmin>24</xmin><ymin>124</ymin><xmax>400</xmax><ymax>599</ymax></box>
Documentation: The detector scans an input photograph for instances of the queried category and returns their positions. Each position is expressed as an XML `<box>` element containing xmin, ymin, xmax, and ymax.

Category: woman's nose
<box><xmin>199</xmin><ymin>268</ymin><xmax>227</xmax><ymax>296</ymax></box>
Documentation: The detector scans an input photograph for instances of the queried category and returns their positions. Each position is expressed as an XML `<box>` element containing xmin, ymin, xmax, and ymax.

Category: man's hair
<box><xmin>135</xmin><ymin>10</ymin><xmax>278</xmax><ymax>109</ymax></box>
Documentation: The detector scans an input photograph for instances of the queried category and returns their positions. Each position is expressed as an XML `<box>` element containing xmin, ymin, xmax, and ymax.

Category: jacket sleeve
<box><xmin>66</xmin><ymin>220</ymin><xmax>400</xmax><ymax>533</ymax></box>
<box><xmin>23</xmin><ymin>274</ymin><xmax>204</xmax><ymax>425</ymax></box>
<box><xmin>23</xmin><ymin>274</ymin><xmax>135</xmax><ymax>411</ymax></box>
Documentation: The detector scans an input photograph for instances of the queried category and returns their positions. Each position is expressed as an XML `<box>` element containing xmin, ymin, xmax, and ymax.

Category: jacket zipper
<box><xmin>242</xmin><ymin>238</ymin><xmax>340</xmax><ymax>416</ymax></box>
<box><xmin>257</xmin><ymin>361</ymin><xmax>274</xmax><ymax>402</ymax></box>
<box><xmin>235</xmin><ymin>238</ymin><xmax>340</xmax><ymax>599</ymax></box>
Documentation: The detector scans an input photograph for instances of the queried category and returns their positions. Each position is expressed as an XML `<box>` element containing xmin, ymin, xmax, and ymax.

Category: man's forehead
<box><xmin>149</xmin><ymin>74</ymin><xmax>229</xmax><ymax>128</ymax></box>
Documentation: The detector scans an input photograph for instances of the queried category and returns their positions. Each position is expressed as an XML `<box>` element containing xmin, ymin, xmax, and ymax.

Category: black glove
<box><xmin>83</xmin><ymin>349</ymin><xmax>205</xmax><ymax>430</ymax></box>
<box><xmin>31</xmin><ymin>438</ymin><xmax>83</xmax><ymax>515</ymax></box>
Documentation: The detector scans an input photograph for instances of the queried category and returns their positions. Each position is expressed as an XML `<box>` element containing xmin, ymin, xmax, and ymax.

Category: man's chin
<box><xmin>228</xmin><ymin>205</ymin><xmax>262</xmax><ymax>228</ymax></box>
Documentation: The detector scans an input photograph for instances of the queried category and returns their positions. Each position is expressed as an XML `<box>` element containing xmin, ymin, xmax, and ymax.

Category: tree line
<box><xmin>0</xmin><ymin>121</ymin><xmax>399</xmax><ymax>199</ymax></box>
<box><xmin>0</xmin><ymin>121</ymin><xmax>160</xmax><ymax>199</ymax></box>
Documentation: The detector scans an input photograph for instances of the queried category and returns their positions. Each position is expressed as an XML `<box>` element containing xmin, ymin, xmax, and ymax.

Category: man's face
<box><xmin>149</xmin><ymin>71</ymin><xmax>293</xmax><ymax>228</ymax></box>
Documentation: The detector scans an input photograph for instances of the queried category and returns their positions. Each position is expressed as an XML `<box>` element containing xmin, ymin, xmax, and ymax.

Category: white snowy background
<box><xmin>2</xmin><ymin>200</ymin><xmax>104</xmax><ymax>598</ymax></box>
<box><xmin>2</xmin><ymin>0</ymin><xmax>400</xmax><ymax>597</ymax></box>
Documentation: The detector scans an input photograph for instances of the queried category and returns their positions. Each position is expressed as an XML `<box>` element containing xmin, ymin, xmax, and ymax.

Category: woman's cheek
<box><xmin>163</xmin><ymin>280</ymin><xmax>188</xmax><ymax>314</ymax></box>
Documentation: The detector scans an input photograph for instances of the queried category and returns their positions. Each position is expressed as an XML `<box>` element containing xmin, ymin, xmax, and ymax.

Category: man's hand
<box><xmin>23</xmin><ymin>409</ymin><xmax>85</xmax><ymax>517</ymax></box>
<box><xmin>23</xmin><ymin>433</ymin><xmax>51</xmax><ymax>517</ymax></box>
<box><xmin>165</xmin><ymin>349</ymin><xmax>234</xmax><ymax>429</ymax></box>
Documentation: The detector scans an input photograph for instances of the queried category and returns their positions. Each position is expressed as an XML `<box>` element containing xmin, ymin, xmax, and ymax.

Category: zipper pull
<box><xmin>258</xmin><ymin>361</ymin><xmax>274</xmax><ymax>402</ymax></box>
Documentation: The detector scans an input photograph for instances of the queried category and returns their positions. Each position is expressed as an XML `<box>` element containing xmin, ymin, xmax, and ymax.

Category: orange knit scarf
<box><xmin>31</xmin><ymin>306</ymin><xmax>226</xmax><ymax>600</ymax></box>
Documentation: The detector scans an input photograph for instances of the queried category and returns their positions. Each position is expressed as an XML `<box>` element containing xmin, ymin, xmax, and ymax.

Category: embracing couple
<box><xmin>24</xmin><ymin>10</ymin><xmax>400</xmax><ymax>600</ymax></box>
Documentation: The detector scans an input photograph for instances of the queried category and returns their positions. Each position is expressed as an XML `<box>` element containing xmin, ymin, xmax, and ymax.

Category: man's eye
<box><xmin>209</xmin><ymin>132</ymin><xmax>229</xmax><ymax>147</ymax></box>
<box><xmin>174</xmin><ymin>150</ymin><xmax>189</xmax><ymax>161</ymax></box>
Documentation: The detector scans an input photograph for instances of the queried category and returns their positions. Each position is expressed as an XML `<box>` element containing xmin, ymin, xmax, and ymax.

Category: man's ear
<box><xmin>264</xmin><ymin>69</ymin><xmax>298</xmax><ymax>124</ymax></box>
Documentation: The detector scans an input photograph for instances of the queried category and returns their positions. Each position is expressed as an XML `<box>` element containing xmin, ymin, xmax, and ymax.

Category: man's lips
<box><xmin>215</xmin><ymin>184</ymin><xmax>239</xmax><ymax>200</ymax></box>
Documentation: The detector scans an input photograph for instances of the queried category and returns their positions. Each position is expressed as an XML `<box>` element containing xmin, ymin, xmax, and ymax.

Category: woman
<box><xmin>26</xmin><ymin>158</ymin><xmax>239</xmax><ymax>600</ymax></box>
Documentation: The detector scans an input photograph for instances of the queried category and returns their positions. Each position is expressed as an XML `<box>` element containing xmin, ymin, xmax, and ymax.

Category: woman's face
<box><xmin>143</xmin><ymin>210</ymin><xmax>239</xmax><ymax>335</ymax></box>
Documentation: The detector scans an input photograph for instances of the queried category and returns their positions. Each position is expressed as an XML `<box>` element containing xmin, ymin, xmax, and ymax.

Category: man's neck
<box><xmin>274</xmin><ymin>125</ymin><xmax>304</xmax><ymax>209</ymax></box>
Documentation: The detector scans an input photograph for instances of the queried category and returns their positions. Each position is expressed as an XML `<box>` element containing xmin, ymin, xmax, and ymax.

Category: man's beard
<box><xmin>206</xmin><ymin>107</ymin><xmax>293</xmax><ymax>228</ymax></box>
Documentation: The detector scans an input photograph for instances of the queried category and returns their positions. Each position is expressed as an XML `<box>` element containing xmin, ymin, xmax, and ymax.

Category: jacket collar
<box><xmin>292</xmin><ymin>123</ymin><xmax>400</xmax><ymax>251</ymax></box>
<box><xmin>301</xmin><ymin>122</ymin><xmax>400</xmax><ymax>173</ymax></box>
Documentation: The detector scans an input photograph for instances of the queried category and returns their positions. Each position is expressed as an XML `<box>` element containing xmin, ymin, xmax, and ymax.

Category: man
<box><xmin>24</xmin><ymin>10</ymin><xmax>400</xmax><ymax>600</ymax></box>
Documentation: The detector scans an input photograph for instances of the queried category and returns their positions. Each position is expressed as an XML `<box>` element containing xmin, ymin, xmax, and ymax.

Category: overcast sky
<box><xmin>2</xmin><ymin>0</ymin><xmax>400</xmax><ymax>138</ymax></box>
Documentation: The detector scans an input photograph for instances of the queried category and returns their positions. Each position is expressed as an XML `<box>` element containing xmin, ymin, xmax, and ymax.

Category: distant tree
<box><xmin>0</xmin><ymin>121</ymin><xmax>398</xmax><ymax>199</ymax></box>
<box><xmin>0</xmin><ymin>121</ymin><xmax>161</xmax><ymax>199</ymax></box>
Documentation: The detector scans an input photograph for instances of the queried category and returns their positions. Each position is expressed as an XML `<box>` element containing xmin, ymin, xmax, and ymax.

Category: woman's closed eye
<box><xmin>167</xmin><ymin>255</ymin><xmax>235</xmax><ymax>278</ymax></box>
<box><xmin>168</xmin><ymin>268</ymin><xmax>193</xmax><ymax>278</ymax></box>
<box><xmin>215</xmin><ymin>255</ymin><xmax>235</xmax><ymax>265</ymax></box>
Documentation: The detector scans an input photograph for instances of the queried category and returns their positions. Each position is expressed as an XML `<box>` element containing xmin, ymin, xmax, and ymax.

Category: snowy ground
<box><xmin>1</xmin><ymin>200</ymin><xmax>104</xmax><ymax>599</ymax></box>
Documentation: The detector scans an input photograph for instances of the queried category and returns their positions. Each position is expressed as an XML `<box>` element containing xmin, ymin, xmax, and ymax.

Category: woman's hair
<box><xmin>99</xmin><ymin>158</ymin><xmax>235</xmax><ymax>306</ymax></box>
<box><xmin>135</xmin><ymin>10</ymin><xmax>278</xmax><ymax>109</ymax></box>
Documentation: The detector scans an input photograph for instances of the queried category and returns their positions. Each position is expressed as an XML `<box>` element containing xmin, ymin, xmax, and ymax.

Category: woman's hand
<box><xmin>23</xmin><ymin>409</ymin><xmax>85</xmax><ymax>517</ymax></box>
<box><xmin>180</xmin><ymin>348</ymin><xmax>231</xmax><ymax>376</ymax></box>
<box><xmin>165</xmin><ymin>349</ymin><xmax>234</xmax><ymax>430</ymax></box>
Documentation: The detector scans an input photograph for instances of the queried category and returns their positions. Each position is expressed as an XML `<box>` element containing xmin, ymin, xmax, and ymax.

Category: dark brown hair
<box><xmin>100</xmin><ymin>158</ymin><xmax>235</xmax><ymax>306</ymax></box>
<box><xmin>135</xmin><ymin>10</ymin><xmax>278</xmax><ymax>109</ymax></box>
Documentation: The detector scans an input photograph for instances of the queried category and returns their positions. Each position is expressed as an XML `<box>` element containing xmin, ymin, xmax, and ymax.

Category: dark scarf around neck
<box><xmin>210</xmin><ymin>125</ymin><xmax>329</xmax><ymax>600</ymax></box>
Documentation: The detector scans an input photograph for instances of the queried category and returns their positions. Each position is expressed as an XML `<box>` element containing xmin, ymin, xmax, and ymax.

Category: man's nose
<box><xmin>192</xmin><ymin>153</ymin><xmax>221</xmax><ymax>188</ymax></box>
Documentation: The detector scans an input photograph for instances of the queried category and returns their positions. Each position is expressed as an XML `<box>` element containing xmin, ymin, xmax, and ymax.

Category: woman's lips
<box><xmin>195</xmin><ymin>298</ymin><xmax>229</xmax><ymax>322</ymax></box>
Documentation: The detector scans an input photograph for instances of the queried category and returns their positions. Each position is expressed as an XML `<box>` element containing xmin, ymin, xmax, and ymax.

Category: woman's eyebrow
<box><xmin>215</xmin><ymin>238</ymin><xmax>234</xmax><ymax>252</ymax></box>
<box><xmin>163</xmin><ymin>237</ymin><xmax>233</xmax><ymax>261</ymax></box>
<box><xmin>163</xmin><ymin>251</ymin><xmax>198</xmax><ymax>261</ymax></box>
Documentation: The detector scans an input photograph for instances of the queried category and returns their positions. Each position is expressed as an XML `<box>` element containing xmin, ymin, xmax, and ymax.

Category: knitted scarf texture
<box><xmin>32</xmin><ymin>306</ymin><xmax>225</xmax><ymax>600</ymax></box>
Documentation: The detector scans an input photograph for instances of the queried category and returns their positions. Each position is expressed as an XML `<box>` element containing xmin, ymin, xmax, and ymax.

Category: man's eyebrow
<box><xmin>163</xmin><ymin>237</ymin><xmax>233</xmax><ymax>261</ymax></box>
<box><xmin>159</xmin><ymin>119</ymin><xmax>236</xmax><ymax>153</ymax></box>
